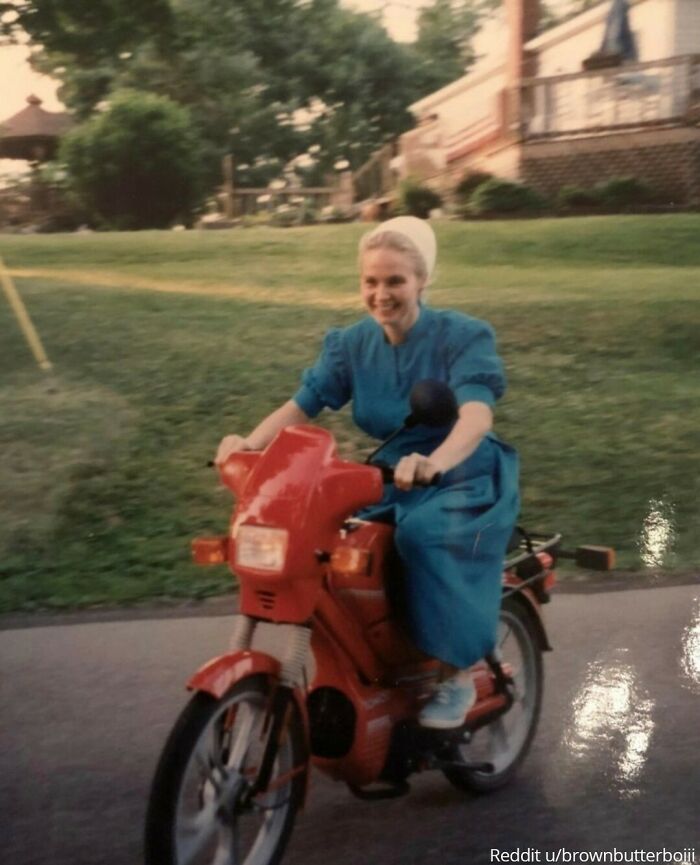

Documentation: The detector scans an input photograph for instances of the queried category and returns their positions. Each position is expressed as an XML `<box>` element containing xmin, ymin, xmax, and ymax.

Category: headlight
<box><xmin>235</xmin><ymin>525</ymin><xmax>288</xmax><ymax>572</ymax></box>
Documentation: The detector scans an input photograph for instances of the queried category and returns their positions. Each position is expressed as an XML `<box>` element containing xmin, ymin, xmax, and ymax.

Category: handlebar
<box><xmin>209</xmin><ymin>454</ymin><xmax>440</xmax><ymax>486</ymax></box>
<box><xmin>372</xmin><ymin>461</ymin><xmax>442</xmax><ymax>487</ymax></box>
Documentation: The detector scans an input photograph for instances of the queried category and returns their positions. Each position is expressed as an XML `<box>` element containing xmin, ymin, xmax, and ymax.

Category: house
<box><xmin>399</xmin><ymin>0</ymin><xmax>700</xmax><ymax>204</ymax></box>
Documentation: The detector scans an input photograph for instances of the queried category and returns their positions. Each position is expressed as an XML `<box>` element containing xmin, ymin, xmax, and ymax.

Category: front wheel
<box><xmin>145</xmin><ymin>675</ymin><xmax>307</xmax><ymax>865</ymax></box>
<box><xmin>443</xmin><ymin>596</ymin><xmax>543</xmax><ymax>793</ymax></box>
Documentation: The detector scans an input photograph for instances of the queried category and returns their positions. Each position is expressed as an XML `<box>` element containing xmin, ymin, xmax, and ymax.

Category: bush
<box><xmin>318</xmin><ymin>204</ymin><xmax>355</xmax><ymax>224</ymax></box>
<box><xmin>468</xmin><ymin>178</ymin><xmax>547</xmax><ymax>216</ymax></box>
<box><xmin>395</xmin><ymin>177</ymin><xmax>442</xmax><ymax>219</ymax></box>
<box><xmin>594</xmin><ymin>176</ymin><xmax>654</xmax><ymax>209</ymax></box>
<box><xmin>60</xmin><ymin>91</ymin><xmax>203</xmax><ymax>230</ymax></box>
<box><xmin>268</xmin><ymin>199</ymin><xmax>318</xmax><ymax>227</ymax></box>
<box><xmin>557</xmin><ymin>184</ymin><xmax>602</xmax><ymax>210</ymax></box>
<box><xmin>454</xmin><ymin>170</ymin><xmax>493</xmax><ymax>203</ymax></box>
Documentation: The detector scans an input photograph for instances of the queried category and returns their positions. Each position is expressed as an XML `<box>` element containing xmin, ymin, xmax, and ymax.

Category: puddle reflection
<box><xmin>547</xmin><ymin>650</ymin><xmax>654</xmax><ymax>802</ymax></box>
<box><xmin>680</xmin><ymin>598</ymin><xmax>700</xmax><ymax>694</ymax></box>
<box><xmin>638</xmin><ymin>497</ymin><xmax>677</xmax><ymax>568</ymax></box>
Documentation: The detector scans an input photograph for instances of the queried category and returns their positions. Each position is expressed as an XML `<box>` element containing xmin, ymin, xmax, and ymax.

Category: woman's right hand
<box><xmin>214</xmin><ymin>434</ymin><xmax>251</xmax><ymax>467</ymax></box>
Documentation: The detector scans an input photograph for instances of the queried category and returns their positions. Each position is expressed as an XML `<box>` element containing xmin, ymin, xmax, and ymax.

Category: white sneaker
<box><xmin>418</xmin><ymin>677</ymin><xmax>477</xmax><ymax>729</ymax></box>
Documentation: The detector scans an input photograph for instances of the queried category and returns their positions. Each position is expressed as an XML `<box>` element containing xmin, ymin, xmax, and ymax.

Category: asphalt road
<box><xmin>2</xmin><ymin>585</ymin><xmax>699</xmax><ymax>865</ymax></box>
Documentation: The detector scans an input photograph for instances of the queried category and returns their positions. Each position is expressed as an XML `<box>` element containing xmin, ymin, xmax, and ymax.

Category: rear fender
<box><xmin>504</xmin><ymin>587</ymin><xmax>552</xmax><ymax>651</ymax></box>
<box><xmin>187</xmin><ymin>649</ymin><xmax>312</xmax><ymax>804</ymax></box>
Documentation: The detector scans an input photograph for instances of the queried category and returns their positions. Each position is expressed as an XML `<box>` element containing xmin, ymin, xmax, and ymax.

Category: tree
<box><xmin>1</xmin><ymin>0</ymin><xmax>175</xmax><ymax>116</ymax></box>
<box><xmin>60</xmin><ymin>90</ymin><xmax>202</xmax><ymax>228</ymax></box>
<box><xmin>5</xmin><ymin>0</ymin><xmax>505</xmax><ymax>192</ymax></box>
<box><xmin>5</xmin><ymin>0</ymin><xmax>435</xmax><ymax>186</ymax></box>
<box><xmin>413</xmin><ymin>0</ymin><xmax>501</xmax><ymax>88</ymax></box>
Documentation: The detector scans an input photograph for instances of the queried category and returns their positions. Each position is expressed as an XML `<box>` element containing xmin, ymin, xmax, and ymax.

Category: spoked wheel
<box><xmin>145</xmin><ymin>675</ymin><xmax>307</xmax><ymax>865</ymax></box>
<box><xmin>443</xmin><ymin>596</ymin><xmax>543</xmax><ymax>793</ymax></box>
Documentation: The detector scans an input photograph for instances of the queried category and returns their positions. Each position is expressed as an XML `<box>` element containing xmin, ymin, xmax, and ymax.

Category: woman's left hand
<box><xmin>393</xmin><ymin>453</ymin><xmax>441</xmax><ymax>491</ymax></box>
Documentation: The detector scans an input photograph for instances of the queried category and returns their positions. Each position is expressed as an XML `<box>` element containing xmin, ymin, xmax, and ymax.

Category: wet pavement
<box><xmin>1</xmin><ymin>585</ymin><xmax>698</xmax><ymax>865</ymax></box>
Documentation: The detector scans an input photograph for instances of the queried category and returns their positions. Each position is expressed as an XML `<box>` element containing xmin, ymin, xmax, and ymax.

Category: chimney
<box><xmin>505</xmin><ymin>0</ymin><xmax>540</xmax><ymax>86</ymax></box>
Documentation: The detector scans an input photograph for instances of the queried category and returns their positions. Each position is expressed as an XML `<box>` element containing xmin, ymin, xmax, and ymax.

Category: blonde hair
<box><xmin>358</xmin><ymin>229</ymin><xmax>430</xmax><ymax>285</ymax></box>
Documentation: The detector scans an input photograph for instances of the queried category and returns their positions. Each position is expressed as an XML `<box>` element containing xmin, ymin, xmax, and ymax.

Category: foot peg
<box><xmin>348</xmin><ymin>780</ymin><xmax>411</xmax><ymax>800</ymax></box>
<box><xmin>435</xmin><ymin>758</ymin><xmax>495</xmax><ymax>774</ymax></box>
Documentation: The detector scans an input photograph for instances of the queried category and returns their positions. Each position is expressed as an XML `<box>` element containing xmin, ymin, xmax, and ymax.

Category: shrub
<box><xmin>296</xmin><ymin>198</ymin><xmax>319</xmax><ymax>225</ymax></box>
<box><xmin>60</xmin><ymin>90</ymin><xmax>203</xmax><ymax>230</ymax></box>
<box><xmin>319</xmin><ymin>204</ymin><xmax>355</xmax><ymax>223</ymax></box>
<box><xmin>557</xmin><ymin>184</ymin><xmax>603</xmax><ymax>210</ymax></box>
<box><xmin>454</xmin><ymin>170</ymin><xmax>493</xmax><ymax>203</ymax></box>
<box><xmin>468</xmin><ymin>178</ymin><xmax>547</xmax><ymax>216</ymax></box>
<box><xmin>594</xmin><ymin>176</ymin><xmax>654</xmax><ymax>209</ymax></box>
<box><xmin>396</xmin><ymin>177</ymin><xmax>442</xmax><ymax>219</ymax></box>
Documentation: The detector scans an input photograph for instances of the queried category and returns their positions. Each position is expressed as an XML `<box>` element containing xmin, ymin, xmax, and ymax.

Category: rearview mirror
<box><xmin>406</xmin><ymin>380</ymin><xmax>458</xmax><ymax>428</ymax></box>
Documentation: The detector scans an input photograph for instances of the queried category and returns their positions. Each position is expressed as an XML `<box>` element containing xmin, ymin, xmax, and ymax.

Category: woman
<box><xmin>215</xmin><ymin>216</ymin><xmax>519</xmax><ymax>729</ymax></box>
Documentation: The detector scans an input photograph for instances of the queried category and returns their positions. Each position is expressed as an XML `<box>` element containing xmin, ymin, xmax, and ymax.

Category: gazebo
<box><xmin>0</xmin><ymin>94</ymin><xmax>73</xmax><ymax>162</ymax></box>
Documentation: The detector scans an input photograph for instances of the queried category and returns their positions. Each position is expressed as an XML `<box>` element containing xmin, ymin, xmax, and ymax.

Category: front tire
<box><xmin>443</xmin><ymin>596</ymin><xmax>543</xmax><ymax>793</ymax></box>
<box><xmin>145</xmin><ymin>675</ymin><xmax>306</xmax><ymax>865</ymax></box>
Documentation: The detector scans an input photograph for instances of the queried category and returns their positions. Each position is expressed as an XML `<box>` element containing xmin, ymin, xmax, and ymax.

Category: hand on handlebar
<box><xmin>393</xmin><ymin>453</ymin><xmax>442</xmax><ymax>491</ymax></box>
<box><xmin>214</xmin><ymin>434</ymin><xmax>251</xmax><ymax>467</ymax></box>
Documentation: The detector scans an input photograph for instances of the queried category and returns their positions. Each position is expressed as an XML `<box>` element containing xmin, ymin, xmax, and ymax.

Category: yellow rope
<box><xmin>0</xmin><ymin>254</ymin><xmax>53</xmax><ymax>372</ymax></box>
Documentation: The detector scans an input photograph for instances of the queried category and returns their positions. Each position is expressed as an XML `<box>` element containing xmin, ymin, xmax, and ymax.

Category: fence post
<box><xmin>331</xmin><ymin>171</ymin><xmax>354</xmax><ymax>209</ymax></box>
<box><xmin>222</xmin><ymin>154</ymin><xmax>235</xmax><ymax>219</ymax></box>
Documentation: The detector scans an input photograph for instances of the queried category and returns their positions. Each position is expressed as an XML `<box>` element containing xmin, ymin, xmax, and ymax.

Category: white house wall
<box><xmin>532</xmin><ymin>0</ymin><xmax>676</xmax><ymax>76</ymax></box>
<box><xmin>632</xmin><ymin>0</ymin><xmax>675</xmax><ymax>61</ymax></box>
<box><xmin>439</xmin><ymin>70</ymin><xmax>507</xmax><ymax>146</ymax></box>
<box><xmin>415</xmin><ymin>0</ymin><xmax>686</xmax><ymax>140</ymax></box>
<box><xmin>673</xmin><ymin>0</ymin><xmax>700</xmax><ymax>55</ymax></box>
<box><xmin>401</xmin><ymin>0</ymin><xmax>700</xmax><ymax>192</ymax></box>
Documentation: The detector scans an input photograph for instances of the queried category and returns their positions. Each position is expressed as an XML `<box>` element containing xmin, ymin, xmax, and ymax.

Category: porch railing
<box><xmin>352</xmin><ymin>140</ymin><xmax>399</xmax><ymax>203</ymax></box>
<box><xmin>521</xmin><ymin>54</ymin><xmax>700</xmax><ymax>139</ymax></box>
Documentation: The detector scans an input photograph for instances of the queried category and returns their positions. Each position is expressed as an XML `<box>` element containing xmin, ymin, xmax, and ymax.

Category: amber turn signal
<box><xmin>575</xmin><ymin>545</ymin><xmax>616</xmax><ymax>571</ymax></box>
<box><xmin>330</xmin><ymin>546</ymin><xmax>371</xmax><ymax>576</ymax></box>
<box><xmin>191</xmin><ymin>536</ymin><xmax>229</xmax><ymax>565</ymax></box>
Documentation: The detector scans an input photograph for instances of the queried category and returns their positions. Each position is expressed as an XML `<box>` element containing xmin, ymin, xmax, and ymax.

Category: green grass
<box><xmin>1</xmin><ymin>216</ymin><xmax>698</xmax><ymax>611</ymax></box>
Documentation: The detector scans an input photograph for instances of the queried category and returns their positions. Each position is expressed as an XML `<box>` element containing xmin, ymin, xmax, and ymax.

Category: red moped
<box><xmin>145</xmin><ymin>383</ymin><xmax>613</xmax><ymax>865</ymax></box>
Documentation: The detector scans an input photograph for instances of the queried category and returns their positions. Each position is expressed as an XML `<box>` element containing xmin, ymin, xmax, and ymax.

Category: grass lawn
<box><xmin>0</xmin><ymin>215</ymin><xmax>698</xmax><ymax>611</ymax></box>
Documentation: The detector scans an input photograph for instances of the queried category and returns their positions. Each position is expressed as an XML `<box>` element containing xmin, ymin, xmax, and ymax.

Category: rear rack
<box><xmin>504</xmin><ymin>531</ymin><xmax>561</xmax><ymax>571</ymax></box>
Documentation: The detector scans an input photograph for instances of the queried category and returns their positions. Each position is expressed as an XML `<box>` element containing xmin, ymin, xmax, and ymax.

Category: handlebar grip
<box><xmin>373</xmin><ymin>462</ymin><xmax>441</xmax><ymax>487</ymax></box>
<box><xmin>376</xmin><ymin>463</ymin><xmax>395</xmax><ymax>483</ymax></box>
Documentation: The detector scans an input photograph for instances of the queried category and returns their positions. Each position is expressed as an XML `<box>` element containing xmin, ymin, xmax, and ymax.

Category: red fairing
<box><xmin>229</xmin><ymin>427</ymin><xmax>384</xmax><ymax>623</ymax></box>
<box><xmin>219</xmin><ymin>451</ymin><xmax>261</xmax><ymax>498</ymax></box>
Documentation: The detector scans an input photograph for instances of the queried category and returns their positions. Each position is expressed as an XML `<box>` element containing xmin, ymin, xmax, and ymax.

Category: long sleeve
<box><xmin>444</xmin><ymin>315</ymin><xmax>506</xmax><ymax>407</ymax></box>
<box><xmin>292</xmin><ymin>328</ymin><xmax>352</xmax><ymax>418</ymax></box>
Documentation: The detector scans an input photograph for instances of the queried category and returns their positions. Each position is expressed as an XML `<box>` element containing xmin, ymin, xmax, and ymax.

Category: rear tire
<box><xmin>443</xmin><ymin>596</ymin><xmax>543</xmax><ymax>793</ymax></box>
<box><xmin>145</xmin><ymin>675</ymin><xmax>306</xmax><ymax>865</ymax></box>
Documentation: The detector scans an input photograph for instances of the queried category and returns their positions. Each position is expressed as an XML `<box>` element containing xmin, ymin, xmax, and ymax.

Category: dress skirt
<box><xmin>361</xmin><ymin>433</ymin><xmax>520</xmax><ymax>669</ymax></box>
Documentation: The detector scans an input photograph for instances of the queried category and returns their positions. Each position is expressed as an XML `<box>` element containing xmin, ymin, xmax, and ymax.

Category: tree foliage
<box><xmin>60</xmin><ymin>90</ymin><xmax>202</xmax><ymax>228</ymax></box>
<box><xmin>2</xmin><ymin>0</ymin><xmax>503</xmax><ymax>193</ymax></box>
<box><xmin>413</xmin><ymin>0</ymin><xmax>501</xmax><ymax>87</ymax></box>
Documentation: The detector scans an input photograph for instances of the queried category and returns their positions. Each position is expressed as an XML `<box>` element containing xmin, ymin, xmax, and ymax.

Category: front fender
<box><xmin>187</xmin><ymin>649</ymin><xmax>281</xmax><ymax>698</ymax></box>
<box><xmin>187</xmin><ymin>649</ymin><xmax>312</xmax><ymax>804</ymax></box>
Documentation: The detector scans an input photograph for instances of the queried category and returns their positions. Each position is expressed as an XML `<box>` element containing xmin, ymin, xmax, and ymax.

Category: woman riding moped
<box><xmin>215</xmin><ymin>216</ymin><xmax>520</xmax><ymax>729</ymax></box>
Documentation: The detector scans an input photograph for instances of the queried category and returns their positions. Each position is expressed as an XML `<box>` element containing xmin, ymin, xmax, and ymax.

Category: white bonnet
<box><xmin>366</xmin><ymin>216</ymin><xmax>437</xmax><ymax>279</ymax></box>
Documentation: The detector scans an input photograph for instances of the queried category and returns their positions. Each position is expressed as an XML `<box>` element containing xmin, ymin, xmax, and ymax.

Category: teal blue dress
<box><xmin>293</xmin><ymin>305</ymin><xmax>519</xmax><ymax>668</ymax></box>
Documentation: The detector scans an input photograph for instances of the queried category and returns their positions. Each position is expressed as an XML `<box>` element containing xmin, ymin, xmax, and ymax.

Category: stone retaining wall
<box><xmin>521</xmin><ymin>127</ymin><xmax>700</xmax><ymax>204</ymax></box>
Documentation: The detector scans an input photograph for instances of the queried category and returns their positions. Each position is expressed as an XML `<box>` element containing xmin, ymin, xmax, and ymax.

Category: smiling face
<box><xmin>360</xmin><ymin>247</ymin><xmax>426</xmax><ymax>344</ymax></box>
